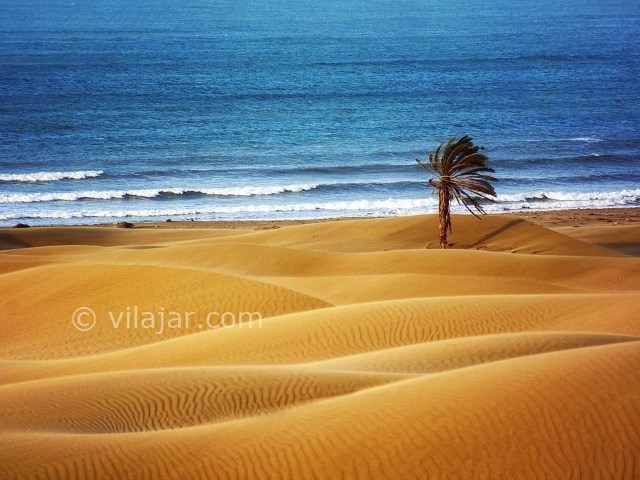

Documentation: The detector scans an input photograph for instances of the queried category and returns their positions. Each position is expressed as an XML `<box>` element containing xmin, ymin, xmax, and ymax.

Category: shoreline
<box><xmin>3</xmin><ymin>207</ymin><xmax>638</xmax><ymax>256</ymax></box>
<box><xmin>3</xmin><ymin>206</ymin><xmax>638</xmax><ymax>231</ymax></box>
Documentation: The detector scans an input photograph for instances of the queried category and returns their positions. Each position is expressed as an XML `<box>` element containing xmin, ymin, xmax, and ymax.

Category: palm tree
<box><xmin>416</xmin><ymin>135</ymin><xmax>497</xmax><ymax>249</ymax></box>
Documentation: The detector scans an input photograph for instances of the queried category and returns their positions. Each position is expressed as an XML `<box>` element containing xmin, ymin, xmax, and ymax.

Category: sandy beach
<box><xmin>1</xmin><ymin>208</ymin><xmax>639</xmax><ymax>478</ymax></box>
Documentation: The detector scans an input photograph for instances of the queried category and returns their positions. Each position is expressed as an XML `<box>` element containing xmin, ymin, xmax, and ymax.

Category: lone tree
<box><xmin>416</xmin><ymin>135</ymin><xmax>497</xmax><ymax>249</ymax></box>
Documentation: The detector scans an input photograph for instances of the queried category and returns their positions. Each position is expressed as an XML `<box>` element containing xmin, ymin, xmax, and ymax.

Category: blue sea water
<box><xmin>1</xmin><ymin>0</ymin><xmax>639</xmax><ymax>225</ymax></box>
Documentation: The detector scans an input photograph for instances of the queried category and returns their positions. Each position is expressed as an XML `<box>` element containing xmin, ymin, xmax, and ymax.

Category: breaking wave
<box><xmin>0</xmin><ymin>170</ymin><xmax>104</xmax><ymax>182</ymax></box>
<box><xmin>496</xmin><ymin>188</ymin><xmax>640</xmax><ymax>204</ymax></box>
<box><xmin>2</xmin><ymin>189</ymin><xmax>638</xmax><ymax>223</ymax></box>
<box><xmin>0</xmin><ymin>184</ymin><xmax>321</xmax><ymax>203</ymax></box>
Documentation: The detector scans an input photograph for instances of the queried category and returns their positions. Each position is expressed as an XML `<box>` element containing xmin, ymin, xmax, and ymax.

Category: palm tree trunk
<box><xmin>438</xmin><ymin>183</ymin><xmax>450</xmax><ymax>249</ymax></box>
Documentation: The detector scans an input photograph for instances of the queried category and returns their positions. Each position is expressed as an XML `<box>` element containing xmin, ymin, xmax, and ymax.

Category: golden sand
<box><xmin>0</xmin><ymin>212</ymin><xmax>638</xmax><ymax>478</ymax></box>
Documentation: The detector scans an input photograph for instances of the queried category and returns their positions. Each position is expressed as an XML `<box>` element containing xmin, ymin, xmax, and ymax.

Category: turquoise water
<box><xmin>1</xmin><ymin>0</ymin><xmax>639</xmax><ymax>224</ymax></box>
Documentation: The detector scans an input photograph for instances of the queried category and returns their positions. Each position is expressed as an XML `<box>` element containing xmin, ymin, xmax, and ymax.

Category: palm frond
<box><xmin>415</xmin><ymin>158</ymin><xmax>436</xmax><ymax>175</ymax></box>
<box><xmin>449</xmin><ymin>153</ymin><xmax>490</xmax><ymax>175</ymax></box>
<box><xmin>452</xmin><ymin>166</ymin><xmax>495</xmax><ymax>178</ymax></box>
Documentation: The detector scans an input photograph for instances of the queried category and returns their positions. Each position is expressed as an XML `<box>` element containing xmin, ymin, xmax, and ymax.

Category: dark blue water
<box><xmin>1</xmin><ymin>0</ymin><xmax>639</xmax><ymax>224</ymax></box>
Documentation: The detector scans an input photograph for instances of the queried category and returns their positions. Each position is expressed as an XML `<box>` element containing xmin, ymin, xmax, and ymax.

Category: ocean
<box><xmin>1</xmin><ymin>0</ymin><xmax>639</xmax><ymax>225</ymax></box>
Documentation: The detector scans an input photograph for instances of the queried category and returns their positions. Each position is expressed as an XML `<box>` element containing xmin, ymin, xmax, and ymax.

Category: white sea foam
<box><xmin>0</xmin><ymin>184</ymin><xmax>320</xmax><ymax>203</ymax></box>
<box><xmin>2</xmin><ymin>189</ymin><xmax>638</xmax><ymax>223</ymax></box>
<box><xmin>3</xmin><ymin>189</ymin><xmax>639</xmax><ymax>223</ymax></box>
<box><xmin>0</xmin><ymin>198</ymin><xmax>439</xmax><ymax>220</ymax></box>
<box><xmin>536</xmin><ymin>189</ymin><xmax>640</xmax><ymax>202</ymax></box>
<box><xmin>568</xmin><ymin>137</ymin><xmax>601</xmax><ymax>142</ymax></box>
<box><xmin>0</xmin><ymin>170</ymin><xmax>104</xmax><ymax>182</ymax></box>
<box><xmin>497</xmin><ymin>189</ymin><xmax>640</xmax><ymax>204</ymax></box>
<box><xmin>496</xmin><ymin>193</ymin><xmax>529</xmax><ymax>202</ymax></box>
<box><xmin>197</xmin><ymin>184</ymin><xmax>319</xmax><ymax>196</ymax></box>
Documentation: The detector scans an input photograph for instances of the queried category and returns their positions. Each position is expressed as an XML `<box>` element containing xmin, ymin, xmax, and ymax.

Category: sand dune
<box><xmin>0</xmin><ymin>214</ymin><xmax>638</xmax><ymax>478</ymax></box>
<box><xmin>0</xmin><ymin>225</ymin><xmax>247</xmax><ymax>250</ymax></box>
<box><xmin>0</xmin><ymin>263</ymin><xmax>329</xmax><ymax>358</ymax></box>
<box><xmin>556</xmin><ymin>224</ymin><xmax>640</xmax><ymax>256</ymax></box>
